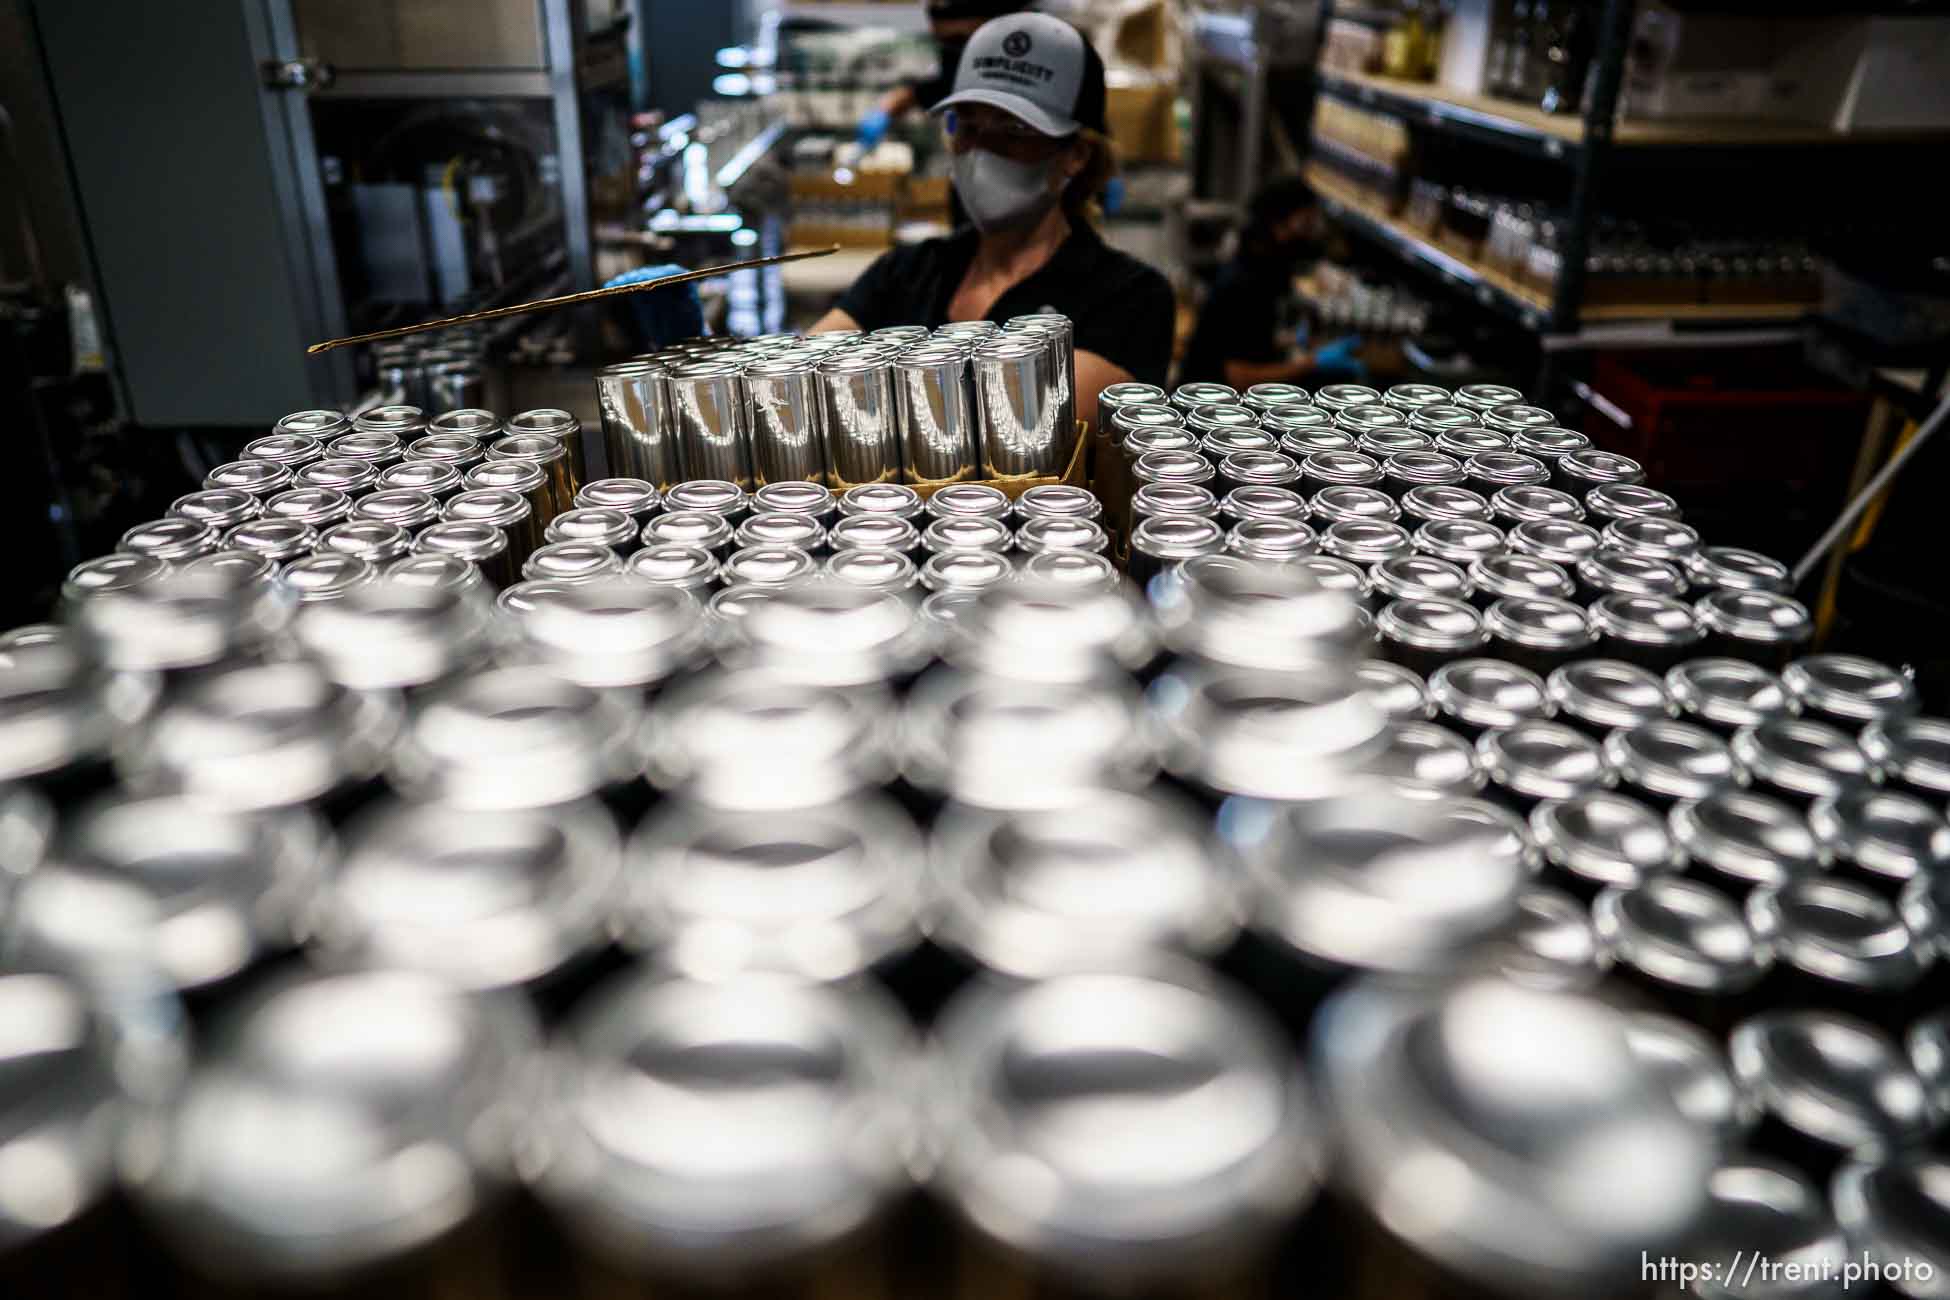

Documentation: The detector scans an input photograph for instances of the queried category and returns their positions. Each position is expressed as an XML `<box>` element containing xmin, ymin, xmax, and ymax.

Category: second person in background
<box><xmin>813</xmin><ymin>12</ymin><xmax>1176</xmax><ymax>436</ymax></box>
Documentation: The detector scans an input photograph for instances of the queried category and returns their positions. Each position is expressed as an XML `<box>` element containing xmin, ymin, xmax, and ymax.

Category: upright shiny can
<box><xmin>975</xmin><ymin>335</ymin><xmax>1066</xmax><ymax>478</ymax></box>
<box><xmin>667</xmin><ymin>359</ymin><xmax>754</xmax><ymax>487</ymax></box>
<box><xmin>816</xmin><ymin>350</ymin><xmax>901</xmax><ymax>487</ymax></box>
<box><xmin>893</xmin><ymin>345</ymin><xmax>980</xmax><ymax>484</ymax></box>
<box><xmin>742</xmin><ymin>353</ymin><xmax>830</xmax><ymax>486</ymax></box>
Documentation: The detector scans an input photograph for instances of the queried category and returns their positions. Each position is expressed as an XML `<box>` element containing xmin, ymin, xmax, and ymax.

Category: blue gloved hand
<box><xmin>857</xmin><ymin>108</ymin><xmax>892</xmax><ymax>151</ymax></box>
<box><xmin>605</xmin><ymin>264</ymin><xmax>703</xmax><ymax>353</ymax></box>
<box><xmin>1309</xmin><ymin>334</ymin><xmax>1366</xmax><ymax>381</ymax></box>
<box><xmin>1102</xmin><ymin>175</ymin><xmax>1126</xmax><ymax>216</ymax></box>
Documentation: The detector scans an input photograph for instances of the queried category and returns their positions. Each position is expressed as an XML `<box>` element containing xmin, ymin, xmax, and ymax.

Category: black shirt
<box><xmin>833</xmin><ymin>223</ymin><xmax>1176</xmax><ymax>389</ymax></box>
<box><xmin>1179</xmin><ymin>252</ymin><xmax>1293</xmax><ymax>388</ymax></box>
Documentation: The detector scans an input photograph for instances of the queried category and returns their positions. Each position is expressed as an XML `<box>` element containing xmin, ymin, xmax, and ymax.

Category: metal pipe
<box><xmin>1792</xmin><ymin>390</ymin><xmax>1950</xmax><ymax>586</ymax></box>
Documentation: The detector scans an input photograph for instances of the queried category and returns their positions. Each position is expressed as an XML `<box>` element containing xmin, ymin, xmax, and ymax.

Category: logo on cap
<box><xmin>1002</xmin><ymin>30</ymin><xmax>1032</xmax><ymax>57</ymax></box>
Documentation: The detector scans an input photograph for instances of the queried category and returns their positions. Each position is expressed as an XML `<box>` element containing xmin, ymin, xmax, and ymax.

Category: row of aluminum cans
<box><xmin>7</xmin><ymin>546</ymin><xmax>1950</xmax><ymax>1295</ymax></box>
<box><xmin>110</xmin><ymin>410</ymin><xmax>1123</xmax><ymax>607</ymax></box>
<box><xmin>596</xmin><ymin>314</ymin><xmax>1076</xmax><ymax>490</ymax></box>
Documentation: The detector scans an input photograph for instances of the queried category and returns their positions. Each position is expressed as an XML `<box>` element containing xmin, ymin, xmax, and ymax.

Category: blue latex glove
<box><xmin>1308</xmin><ymin>334</ymin><xmax>1366</xmax><ymax>381</ymax></box>
<box><xmin>605</xmin><ymin>264</ymin><xmax>703</xmax><ymax>353</ymax></box>
<box><xmin>857</xmin><ymin>108</ymin><xmax>892</xmax><ymax>150</ymax></box>
<box><xmin>1102</xmin><ymin>175</ymin><xmax>1126</xmax><ymax>216</ymax></box>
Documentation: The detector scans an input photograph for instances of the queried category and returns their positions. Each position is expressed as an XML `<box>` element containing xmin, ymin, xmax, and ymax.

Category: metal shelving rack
<box><xmin>1304</xmin><ymin>0</ymin><xmax>1950</xmax><ymax>337</ymax></box>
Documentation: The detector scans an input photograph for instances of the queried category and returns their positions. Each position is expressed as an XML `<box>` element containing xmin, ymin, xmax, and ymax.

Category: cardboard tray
<box><xmin>845</xmin><ymin>422</ymin><xmax>1095</xmax><ymax>502</ymax></box>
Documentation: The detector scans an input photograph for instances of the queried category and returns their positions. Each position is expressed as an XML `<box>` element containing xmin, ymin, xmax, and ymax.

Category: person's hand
<box><xmin>1102</xmin><ymin>176</ymin><xmax>1126</xmax><ymax>216</ymax></box>
<box><xmin>604</xmin><ymin>264</ymin><xmax>703</xmax><ymax>352</ymax></box>
<box><xmin>857</xmin><ymin>108</ymin><xmax>892</xmax><ymax>151</ymax></box>
<box><xmin>1309</xmin><ymin>334</ymin><xmax>1366</xmax><ymax>381</ymax></box>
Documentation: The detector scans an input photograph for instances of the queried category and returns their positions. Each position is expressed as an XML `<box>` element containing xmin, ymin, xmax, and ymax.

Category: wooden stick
<box><xmin>305</xmin><ymin>245</ymin><xmax>843</xmax><ymax>355</ymax></box>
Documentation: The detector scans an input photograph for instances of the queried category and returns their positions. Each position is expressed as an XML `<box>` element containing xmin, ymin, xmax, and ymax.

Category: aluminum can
<box><xmin>1243</xmin><ymin>381</ymin><xmax>1312</xmax><ymax>414</ymax></box>
<box><xmin>1310</xmin><ymin>484</ymin><xmax>1400</xmax><ymax>527</ymax></box>
<box><xmin>1435</xmin><ymin>425</ymin><xmax>1511</xmax><ymax>458</ymax></box>
<box><xmin>1696</xmin><ymin>590</ymin><xmax>1816</xmax><ymax>670</ymax></box>
<box><xmin>402</xmin><ymin>432</ymin><xmax>484</xmax><ymax>475</ymax></box>
<box><xmin>1004</xmin><ymin>312</ymin><xmax>1075</xmax><ymax>440</ymax></box>
<box><xmin>927</xmin><ymin>482</ymin><xmax>1012</xmax><ymax>523</ymax></box>
<box><xmin>1405</xmin><ymin>403</ymin><xmax>1479</xmax><ymax>436</ymax></box>
<box><xmin>576</xmin><ymin>477</ymin><xmax>661</xmax><ymax>527</ymax></box>
<box><xmin>1400</xmin><ymin>483</ymin><xmax>1494</xmax><ymax>528</ymax></box>
<box><xmin>893</xmin><ymin>346</ymin><xmax>979</xmax><ymax>484</ymax></box>
<box><xmin>974</xmin><ymin>336</ymin><xmax>1066</xmax><ymax>478</ymax></box>
<box><xmin>544</xmin><ymin>507</ymin><xmax>638</xmax><ymax>556</ymax></box>
<box><xmin>528</xmin><ymin>972</ymin><xmax>917</xmax><ymax>1295</ymax></box>
<box><xmin>204</xmin><ymin>458</ymin><xmax>291</xmax><ymax>497</ymax></box>
<box><xmin>242</xmin><ymin>433</ymin><xmax>324</xmax><ymax>470</ymax></box>
<box><xmin>1313</xmin><ymin>381</ymin><xmax>1380</xmax><ymax>414</ymax></box>
<box><xmin>660</xmin><ymin>359</ymin><xmax>750</xmax><ymax>486</ymax></box>
<box><xmin>280</xmin><ymin>553</ymin><xmax>379</xmax><ymax>604</ymax></box>
<box><xmin>487</xmin><ymin>433</ymin><xmax>579</xmax><ymax>526</ymax></box>
<box><xmin>932</xmin><ymin>966</ymin><xmax>1320</xmax><ymax>1296</ymax></box>
<box><xmin>1782</xmin><ymin>653</ymin><xmax>1919</xmax><ymax>728</ymax></box>
<box><xmin>1507</xmin><ymin>517</ymin><xmax>1602</xmax><ymax>567</ymax></box>
<box><xmin>1475</xmin><ymin>719</ymin><xmax>1611</xmax><ymax>812</ymax></box>
<box><xmin>523</xmin><ymin>541</ymin><xmax>624</xmax><ymax>585</ymax></box>
<box><xmin>1589</xmin><ymin>592</ymin><xmax>1704</xmax><ymax>673</ymax></box>
<box><xmin>427</xmin><ymin>408</ymin><xmax>502</xmax><ymax>442</ymax></box>
<box><xmin>1453</xmin><ymin>382</ymin><xmax>1526</xmax><ymax>412</ymax></box>
<box><xmin>1731</xmin><ymin>1010</ymin><xmax>1935</xmax><ymax>1181</ymax></box>
<box><xmin>414</xmin><ymin>520</ymin><xmax>513</xmax><ymax>589</ymax></box>
<box><xmin>222</xmin><ymin>517</ymin><xmax>316</xmax><ymax>562</ymax></box>
<box><xmin>1320</xmin><ymin>519</ymin><xmax>1412</xmax><ymax>565</ymax></box>
<box><xmin>445</xmin><ymin>487</ymin><xmax>541</xmax><ymax>575</ymax></box>
<box><xmin>60</xmin><ymin>552</ymin><xmax>168</xmax><ymax>605</ymax></box>
<box><xmin>119</xmin><ymin>517</ymin><xmax>221</xmax><ymax>563</ymax></box>
<box><xmin>262</xmin><ymin>486</ymin><xmax>354</xmax><ymax>531</ymax></box>
<box><xmin>347</xmin><ymin>487</ymin><xmax>437</xmax><ymax>532</ymax></box>
<box><xmin>1557</xmin><ymin>447</ymin><xmax>1646</xmax><ymax>495</ymax></box>
<box><xmin>742</xmin><ymin>353</ymin><xmax>831</xmax><ymax>486</ymax></box>
<box><xmin>1483</xmin><ymin>595</ymin><xmax>1595</xmax><ymax>676</ymax></box>
<box><xmin>355</xmin><ymin>401</ymin><xmax>429</xmax><ymax>442</ymax></box>
<box><xmin>1128</xmin><ymin>514</ymin><xmax>1225</xmax><ymax>589</ymax></box>
<box><xmin>1530</xmin><ymin>788</ymin><xmax>1680</xmax><ymax>900</ymax></box>
<box><xmin>507</xmin><ymin>407</ymin><xmax>588</xmax><ymax>484</ymax></box>
<box><xmin>1861</xmin><ymin>715</ymin><xmax>1950</xmax><ymax>806</ymax></box>
<box><xmin>0</xmin><ymin>970</ymin><xmax>185</xmax><ymax>1300</ymax></box>
<box><xmin>385</xmin><ymin>552</ymin><xmax>485</xmax><ymax>596</ymax></box>
<box><xmin>294</xmin><ymin>457</ymin><xmax>378</xmax><ymax>497</ymax></box>
<box><xmin>1547</xmin><ymin>658</ymin><xmax>1679</xmax><ymax>736</ymax></box>
<box><xmin>1666</xmin><ymin>657</ymin><xmax>1793</xmax><ymax>735</ymax></box>
<box><xmin>128</xmin><ymin>969</ymin><xmax>539</xmax><ymax>1295</ymax></box>
<box><xmin>1169</xmin><ymin>381</ymin><xmax>1239</xmax><ymax>413</ymax></box>
<box><xmin>275</xmin><ymin>407</ymin><xmax>352</xmax><ymax>441</ymax></box>
<box><xmin>168</xmin><ymin>488</ymin><xmax>262</xmax><ymax>532</ymax></box>
<box><xmin>329</xmin><ymin>431</ymin><xmax>405</xmax><ymax>469</ymax></box>
<box><xmin>374</xmin><ymin>458</ymin><xmax>463</xmax><ymax>502</ymax></box>
<box><xmin>1413</xmin><ymin>518</ymin><xmax>1506</xmax><ymax>567</ymax></box>
<box><xmin>317</xmin><ymin>519</ymin><xmax>412</xmax><ymax>566</ymax></box>
<box><xmin>625</xmin><ymin>543</ymin><xmax>720</xmax><ymax>598</ymax></box>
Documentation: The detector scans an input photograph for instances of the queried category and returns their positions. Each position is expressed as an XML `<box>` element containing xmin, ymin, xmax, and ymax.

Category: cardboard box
<box><xmin>905</xmin><ymin>423</ymin><xmax>1092</xmax><ymax>499</ymax></box>
<box><xmin>1830</xmin><ymin>18</ymin><xmax>1950</xmax><ymax>130</ymax></box>
<box><xmin>1106</xmin><ymin>75</ymin><xmax>1180</xmax><ymax>164</ymax></box>
<box><xmin>1620</xmin><ymin>5</ymin><xmax>1859</xmax><ymax>123</ymax></box>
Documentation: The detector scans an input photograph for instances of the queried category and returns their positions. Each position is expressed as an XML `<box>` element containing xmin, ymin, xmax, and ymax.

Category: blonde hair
<box><xmin>1063</xmin><ymin>129</ymin><xmax>1118</xmax><ymax>225</ymax></box>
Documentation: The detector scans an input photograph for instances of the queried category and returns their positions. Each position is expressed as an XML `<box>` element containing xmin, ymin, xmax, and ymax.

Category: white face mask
<box><xmin>950</xmin><ymin>147</ymin><xmax>1061</xmax><ymax>234</ymax></box>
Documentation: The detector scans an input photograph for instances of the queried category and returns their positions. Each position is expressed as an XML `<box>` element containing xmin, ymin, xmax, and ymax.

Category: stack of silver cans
<box><xmin>8</xmin><ymin>374</ymin><xmax>1950</xmax><ymax>1299</ymax></box>
<box><xmin>596</xmin><ymin>316</ymin><xmax>1077</xmax><ymax>495</ymax></box>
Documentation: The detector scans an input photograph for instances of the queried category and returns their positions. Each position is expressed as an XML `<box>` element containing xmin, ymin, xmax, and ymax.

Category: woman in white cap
<box><xmin>812</xmin><ymin>12</ymin><xmax>1175</xmax><ymax>436</ymax></box>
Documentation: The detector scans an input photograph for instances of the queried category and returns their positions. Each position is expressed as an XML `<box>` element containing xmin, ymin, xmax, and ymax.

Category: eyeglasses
<box><xmin>941</xmin><ymin>107</ymin><xmax>1073</xmax><ymax>162</ymax></box>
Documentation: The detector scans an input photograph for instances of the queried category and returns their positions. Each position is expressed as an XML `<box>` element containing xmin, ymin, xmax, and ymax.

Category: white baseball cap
<box><xmin>932</xmin><ymin>13</ymin><xmax>1109</xmax><ymax>138</ymax></box>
